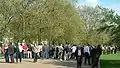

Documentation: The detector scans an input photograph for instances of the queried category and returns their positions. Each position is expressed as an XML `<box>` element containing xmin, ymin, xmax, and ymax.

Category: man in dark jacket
<box><xmin>8</xmin><ymin>42</ymin><xmax>15</xmax><ymax>63</ymax></box>
<box><xmin>91</xmin><ymin>46</ymin><xmax>96</xmax><ymax>64</ymax></box>
<box><xmin>75</xmin><ymin>46</ymin><xmax>84</xmax><ymax>68</ymax></box>
<box><xmin>15</xmin><ymin>43</ymin><xmax>23</xmax><ymax>63</ymax></box>
<box><xmin>91</xmin><ymin>45</ymin><xmax>102</xmax><ymax>68</ymax></box>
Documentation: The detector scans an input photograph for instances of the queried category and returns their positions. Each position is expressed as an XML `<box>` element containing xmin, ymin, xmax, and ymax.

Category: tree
<box><xmin>78</xmin><ymin>5</ymin><xmax>110</xmax><ymax>45</ymax></box>
<box><xmin>98</xmin><ymin>7</ymin><xmax>120</xmax><ymax>45</ymax></box>
<box><xmin>0</xmin><ymin>0</ymin><xmax>84</xmax><ymax>44</ymax></box>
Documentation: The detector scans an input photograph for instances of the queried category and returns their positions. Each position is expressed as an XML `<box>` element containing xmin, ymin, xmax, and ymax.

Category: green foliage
<box><xmin>0</xmin><ymin>0</ymin><xmax>117</xmax><ymax>45</ymax></box>
<box><xmin>0</xmin><ymin>0</ymin><xmax>84</xmax><ymax>44</ymax></box>
<box><xmin>78</xmin><ymin>5</ymin><xmax>110</xmax><ymax>45</ymax></box>
<box><xmin>98</xmin><ymin>7</ymin><xmax>120</xmax><ymax>45</ymax></box>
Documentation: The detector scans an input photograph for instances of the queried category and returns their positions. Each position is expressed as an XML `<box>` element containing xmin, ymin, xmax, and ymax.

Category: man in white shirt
<box><xmin>71</xmin><ymin>45</ymin><xmax>77</xmax><ymax>59</ymax></box>
<box><xmin>84</xmin><ymin>46</ymin><xmax>90</xmax><ymax>55</ymax></box>
<box><xmin>38</xmin><ymin>44</ymin><xmax>43</xmax><ymax>58</ymax></box>
<box><xmin>72</xmin><ymin>46</ymin><xmax>77</xmax><ymax>53</ymax></box>
<box><xmin>18</xmin><ymin>43</ymin><xmax>23</xmax><ymax>52</ymax></box>
<box><xmin>76</xmin><ymin>46</ymin><xmax>84</xmax><ymax>68</ymax></box>
<box><xmin>84</xmin><ymin>45</ymin><xmax>91</xmax><ymax>65</ymax></box>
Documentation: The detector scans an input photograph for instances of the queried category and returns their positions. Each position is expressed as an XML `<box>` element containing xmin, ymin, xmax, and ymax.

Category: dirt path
<box><xmin>0</xmin><ymin>59</ymin><xmax>91</xmax><ymax>68</ymax></box>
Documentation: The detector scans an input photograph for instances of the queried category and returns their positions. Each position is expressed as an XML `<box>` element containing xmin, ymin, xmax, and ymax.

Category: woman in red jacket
<box><xmin>22</xmin><ymin>43</ymin><xmax>28</xmax><ymax>58</ymax></box>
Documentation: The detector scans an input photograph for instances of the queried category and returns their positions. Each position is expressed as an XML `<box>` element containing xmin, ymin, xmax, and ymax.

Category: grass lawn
<box><xmin>100</xmin><ymin>54</ymin><xmax>120</xmax><ymax>68</ymax></box>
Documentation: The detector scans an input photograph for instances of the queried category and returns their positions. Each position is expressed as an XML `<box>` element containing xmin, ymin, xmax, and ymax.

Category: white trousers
<box><xmin>27</xmin><ymin>51</ymin><xmax>32</xmax><ymax>58</ymax></box>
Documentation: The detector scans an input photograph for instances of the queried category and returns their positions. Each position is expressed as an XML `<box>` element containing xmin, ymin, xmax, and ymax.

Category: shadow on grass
<box><xmin>101</xmin><ymin>60</ymin><xmax>120</xmax><ymax>68</ymax></box>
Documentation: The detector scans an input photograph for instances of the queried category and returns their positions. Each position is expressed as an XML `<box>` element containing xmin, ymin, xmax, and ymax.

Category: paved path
<box><xmin>0</xmin><ymin>59</ymin><xmax>91</xmax><ymax>68</ymax></box>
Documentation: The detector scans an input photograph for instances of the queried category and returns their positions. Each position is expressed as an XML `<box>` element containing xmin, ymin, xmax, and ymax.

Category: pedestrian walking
<box><xmin>8</xmin><ymin>42</ymin><xmax>15</xmax><ymax>63</ymax></box>
<box><xmin>71</xmin><ymin>45</ymin><xmax>77</xmax><ymax>59</ymax></box>
<box><xmin>42</xmin><ymin>44</ymin><xmax>49</xmax><ymax>59</ymax></box>
<box><xmin>32</xmin><ymin>44</ymin><xmax>40</xmax><ymax>63</ymax></box>
<box><xmin>4</xmin><ymin>44</ymin><xmax>9</xmax><ymax>63</ymax></box>
<box><xmin>15</xmin><ymin>43</ymin><xmax>23</xmax><ymax>63</ymax></box>
<box><xmin>84</xmin><ymin>44</ymin><xmax>91</xmax><ymax>65</ymax></box>
<box><xmin>75</xmin><ymin>46</ymin><xmax>84</xmax><ymax>68</ymax></box>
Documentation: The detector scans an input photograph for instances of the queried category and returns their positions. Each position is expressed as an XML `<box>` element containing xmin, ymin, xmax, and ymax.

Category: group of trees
<box><xmin>0</xmin><ymin>0</ymin><xmax>120</xmax><ymax>45</ymax></box>
<box><xmin>78</xmin><ymin>6</ymin><xmax>110</xmax><ymax>45</ymax></box>
<box><xmin>79</xmin><ymin>5</ymin><xmax>120</xmax><ymax>46</ymax></box>
<box><xmin>0</xmin><ymin>0</ymin><xmax>84</xmax><ymax>44</ymax></box>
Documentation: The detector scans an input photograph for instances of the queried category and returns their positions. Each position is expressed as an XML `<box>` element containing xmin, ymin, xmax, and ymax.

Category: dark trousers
<box><xmin>77</xmin><ymin>56</ymin><xmax>83</xmax><ymax>68</ymax></box>
<box><xmin>33</xmin><ymin>53</ymin><xmax>38</xmax><ymax>62</ymax></box>
<box><xmin>16</xmin><ymin>52</ymin><xmax>22</xmax><ymax>63</ymax></box>
<box><xmin>10</xmin><ymin>54</ymin><xmax>14</xmax><ymax>63</ymax></box>
<box><xmin>114</xmin><ymin>50</ymin><xmax>117</xmax><ymax>54</ymax></box>
<box><xmin>22</xmin><ymin>51</ymin><xmax>24</xmax><ymax>58</ymax></box>
<box><xmin>71</xmin><ymin>53</ymin><xmax>75</xmax><ymax>59</ymax></box>
<box><xmin>84</xmin><ymin>52</ymin><xmax>91</xmax><ymax>65</ymax></box>
<box><xmin>91</xmin><ymin>57</ymin><xmax>94</xmax><ymax>64</ymax></box>
<box><xmin>32</xmin><ymin>51</ymin><xmax>34</xmax><ymax>58</ymax></box>
<box><xmin>39</xmin><ymin>51</ymin><xmax>42</xmax><ymax>58</ymax></box>
<box><xmin>55</xmin><ymin>52</ymin><xmax>58</xmax><ymax>59</ymax></box>
<box><xmin>5</xmin><ymin>53</ymin><xmax>9</xmax><ymax>63</ymax></box>
<box><xmin>91</xmin><ymin>57</ymin><xmax>99</xmax><ymax>68</ymax></box>
<box><xmin>49</xmin><ymin>51</ymin><xmax>54</xmax><ymax>58</ymax></box>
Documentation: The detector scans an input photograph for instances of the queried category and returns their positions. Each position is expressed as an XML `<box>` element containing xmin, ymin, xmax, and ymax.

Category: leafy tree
<box><xmin>98</xmin><ymin>7</ymin><xmax>120</xmax><ymax>45</ymax></box>
<box><xmin>0</xmin><ymin>0</ymin><xmax>84</xmax><ymax>44</ymax></box>
<box><xmin>78</xmin><ymin>5</ymin><xmax>110</xmax><ymax>45</ymax></box>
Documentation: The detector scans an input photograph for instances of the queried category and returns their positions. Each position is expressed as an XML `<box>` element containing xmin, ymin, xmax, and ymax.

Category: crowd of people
<box><xmin>0</xmin><ymin>42</ymin><xmax>119</xmax><ymax>68</ymax></box>
<box><xmin>102</xmin><ymin>46</ymin><xmax>118</xmax><ymax>55</ymax></box>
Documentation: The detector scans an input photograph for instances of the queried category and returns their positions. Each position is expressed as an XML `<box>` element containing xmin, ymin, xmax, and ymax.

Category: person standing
<box><xmin>8</xmin><ymin>42</ymin><xmax>15</xmax><ymax>63</ymax></box>
<box><xmin>15</xmin><ymin>43</ymin><xmax>23</xmax><ymax>63</ymax></box>
<box><xmin>71</xmin><ymin>45</ymin><xmax>77</xmax><ymax>59</ymax></box>
<box><xmin>38</xmin><ymin>44</ymin><xmax>43</xmax><ymax>59</ymax></box>
<box><xmin>55</xmin><ymin>46</ymin><xmax>59</xmax><ymax>59</ymax></box>
<box><xmin>22</xmin><ymin>43</ymin><xmax>28</xmax><ymax>58</ymax></box>
<box><xmin>42</xmin><ymin>44</ymin><xmax>49</xmax><ymax>59</ymax></box>
<box><xmin>49</xmin><ymin>45</ymin><xmax>54</xmax><ymax>58</ymax></box>
<box><xmin>4</xmin><ymin>44</ymin><xmax>9</xmax><ymax>63</ymax></box>
<box><xmin>27</xmin><ymin>44</ymin><xmax>32</xmax><ymax>59</ymax></box>
<box><xmin>0</xmin><ymin>46</ymin><xmax>1</xmax><ymax>56</ymax></box>
<box><xmin>75</xmin><ymin>46</ymin><xmax>84</xmax><ymax>68</ymax></box>
<box><xmin>91</xmin><ymin>46</ymin><xmax>96</xmax><ymax>64</ymax></box>
<box><xmin>59</xmin><ymin>44</ymin><xmax>63</xmax><ymax>61</ymax></box>
<box><xmin>84</xmin><ymin>45</ymin><xmax>91</xmax><ymax>65</ymax></box>
<box><xmin>67</xmin><ymin>45</ymin><xmax>72</xmax><ymax>60</ymax></box>
<box><xmin>91</xmin><ymin>45</ymin><xmax>102</xmax><ymax>68</ymax></box>
<box><xmin>32</xmin><ymin>44</ymin><xmax>40</xmax><ymax>63</ymax></box>
<box><xmin>114</xmin><ymin>46</ymin><xmax>117</xmax><ymax>54</ymax></box>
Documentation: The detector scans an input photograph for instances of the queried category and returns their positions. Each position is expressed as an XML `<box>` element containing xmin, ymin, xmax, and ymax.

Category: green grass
<box><xmin>100</xmin><ymin>54</ymin><xmax>120</xmax><ymax>68</ymax></box>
